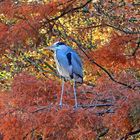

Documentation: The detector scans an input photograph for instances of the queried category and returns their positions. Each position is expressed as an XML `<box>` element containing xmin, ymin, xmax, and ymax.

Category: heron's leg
<box><xmin>73</xmin><ymin>80</ymin><xmax>78</xmax><ymax>108</ymax></box>
<box><xmin>59</xmin><ymin>79</ymin><xmax>65</xmax><ymax>107</ymax></box>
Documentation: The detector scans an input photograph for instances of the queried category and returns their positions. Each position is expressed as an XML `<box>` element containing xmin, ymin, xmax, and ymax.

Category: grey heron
<box><xmin>46</xmin><ymin>41</ymin><xmax>83</xmax><ymax>108</ymax></box>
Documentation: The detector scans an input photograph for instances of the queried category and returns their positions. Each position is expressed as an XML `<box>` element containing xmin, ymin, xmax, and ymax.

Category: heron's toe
<box><xmin>59</xmin><ymin>103</ymin><xmax>63</xmax><ymax>108</ymax></box>
<box><xmin>74</xmin><ymin>104</ymin><xmax>79</xmax><ymax>109</ymax></box>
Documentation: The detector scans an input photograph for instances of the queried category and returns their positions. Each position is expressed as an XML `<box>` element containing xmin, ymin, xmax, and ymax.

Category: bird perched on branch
<box><xmin>46</xmin><ymin>41</ymin><xmax>83</xmax><ymax>108</ymax></box>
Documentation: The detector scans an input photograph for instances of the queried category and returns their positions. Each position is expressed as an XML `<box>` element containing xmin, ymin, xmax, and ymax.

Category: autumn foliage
<box><xmin>0</xmin><ymin>72</ymin><xmax>140</xmax><ymax>140</ymax></box>
<box><xmin>0</xmin><ymin>0</ymin><xmax>140</xmax><ymax>140</ymax></box>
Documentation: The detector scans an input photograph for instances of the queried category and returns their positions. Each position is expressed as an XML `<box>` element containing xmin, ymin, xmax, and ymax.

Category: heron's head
<box><xmin>46</xmin><ymin>41</ymin><xmax>66</xmax><ymax>51</ymax></box>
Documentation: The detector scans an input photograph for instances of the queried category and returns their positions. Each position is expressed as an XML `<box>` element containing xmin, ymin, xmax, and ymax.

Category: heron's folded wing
<box><xmin>71</xmin><ymin>51</ymin><xmax>83</xmax><ymax>78</ymax></box>
<box><xmin>56</xmin><ymin>50</ymin><xmax>72</xmax><ymax>75</ymax></box>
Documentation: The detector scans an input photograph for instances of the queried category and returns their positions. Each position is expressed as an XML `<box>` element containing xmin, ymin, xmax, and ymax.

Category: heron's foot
<box><xmin>74</xmin><ymin>104</ymin><xmax>79</xmax><ymax>109</ymax></box>
<box><xmin>59</xmin><ymin>103</ymin><xmax>63</xmax><ymax>108</ymax></box>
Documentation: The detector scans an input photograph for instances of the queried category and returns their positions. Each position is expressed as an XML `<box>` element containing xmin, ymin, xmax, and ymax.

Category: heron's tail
<box><xmin>74</xmin><ymin>74</ymin><xmax>83</xmax><ymax>83</ymax></box>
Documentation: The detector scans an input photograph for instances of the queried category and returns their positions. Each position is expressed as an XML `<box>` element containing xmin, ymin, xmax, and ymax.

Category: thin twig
<box><xmin>31</xmin><ymin>105</ymin><xmax>52</xmax><ymax>113</ymax></box>
<box><xmin>50</xmin><ymin>0</ymin><xmax>92</xmax><ymax>21</ymax></box>
<box><xmin>20</xmin><ymin>50</ymin><xmax>59</xmax><ymax>77</ymax></box>
<box><xmin>120</xmin><ymin>129</ymin><xmax>140</xmax><ymax>140</ymax></box>
<box><xmin>96</xmin><ymin>109</ymin><xmax>115</xmax><ymax>116</ymax></box>
<box><xmin>132</xmin><ymin>41</ymin><xmax>140</xmax><ymax>56</ymax></box>
<box><xmin>79</xmin><ymin>103</ymin><xmax>113</xmax><ymax>108</ymax></box>
<box><xmin>105</xmin><ymin>23</ymin><xmax>140</xmax><ymax>35</ymax></box>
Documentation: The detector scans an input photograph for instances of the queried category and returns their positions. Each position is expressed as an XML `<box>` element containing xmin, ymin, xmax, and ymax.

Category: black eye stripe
<box><xmin>56</xmin><ymin>42</ymin><xmax>65</xmax><ymax>46</ymax></box>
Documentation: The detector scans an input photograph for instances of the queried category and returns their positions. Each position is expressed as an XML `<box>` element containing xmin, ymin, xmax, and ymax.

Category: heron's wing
<box><xmin>56</xmin><ymin>50</ymin><xmax>72</xmax><ymax>75</ymax></box>
<box><xmin>71</xmin><ymin>51</ymin><xmax>83</xmax><ymax>78</ymax></box>
<box><xmin>56</xmin><ymin>49</ymin><xmax>83</xmax><ymax>82</ymax></box>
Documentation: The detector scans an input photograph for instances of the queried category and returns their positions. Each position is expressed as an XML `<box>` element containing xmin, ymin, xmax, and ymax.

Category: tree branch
<box><xmin>79</xmin><ymin>103</ymin><xmax>113</xmax><ymax>108</ymax></box>
<box><xmin>132</xmin><ymin>41</ymin><xmax>140</xmax><ymax>56</ymax></box>
<box><xmin>120</xmin><ymin>129</ymin><xmax>140</xmax><ymax>140</ymax></box>
<box><xmin>19</xmin><ymin>50</ymin><xmax>59</xmax><ymax>78</ymax></box>
<box><xmin>50</xmin><ymin>0</ymin><xmax>92</xmax><ymax>21</ymax></box>
<box><xmin>47</xmin><ymin>0</ymin><xmax>140</xmax><ymax>35</ymax></box>
<box><xmin>105</xmin><ymin>23</ymin><xmax>140</xmax><ymax>35</ymax></box>
<box><xmin>96</xmin><ymin>109</ymin><xmax>115</xmax><ymax>116</ymax></box>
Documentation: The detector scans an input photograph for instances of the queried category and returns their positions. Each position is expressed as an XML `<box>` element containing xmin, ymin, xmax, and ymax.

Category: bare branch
<box><xmin>132</xmin><ymin>41</ymin><xmax>140</xmax><ymax>56</ymax></box>
<box><xmin>96</xmin><ymin>109</ymin><xmax>115</xmax><ymax>116</ymax></box>
<box><xmin>105</xmin><ymin>23</ymin><xmax>140</xmax><ymax>35</ymax></box>
<box><xmin>50</xmin><ymin>0</ymin><xmax>92</xmax><ymax>21</ymax></box>
<box><xmin>79</xmin><ymin>103</ymin><xmax>113</xmax><ymax>108</ymax></box>
<box><xmin>120</xmin><ymin>129</ymin><xmax>140</xmax><ymax>140</ymax></box>
<box><xmin>19</xmin><ymin>50</ymin><xmax>59</xmax><ymax>78</ymax></box>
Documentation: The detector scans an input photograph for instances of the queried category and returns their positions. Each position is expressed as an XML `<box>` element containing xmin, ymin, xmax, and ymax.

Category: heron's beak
<box><xmin>45</xmin><ymin>46</ymin><xmax>52</xmax><ymax>50</ymax></box>
<box><xmin>45</xmin><ymin>46</ymin><xmax>55</xmax><ymax>51</ymax></box>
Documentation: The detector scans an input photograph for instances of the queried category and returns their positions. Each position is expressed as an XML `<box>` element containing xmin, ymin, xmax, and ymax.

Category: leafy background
<box><xmin>0</xmin><ymin>0</ymin><xmax>140</xmax><ymax>139</ymax></box>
